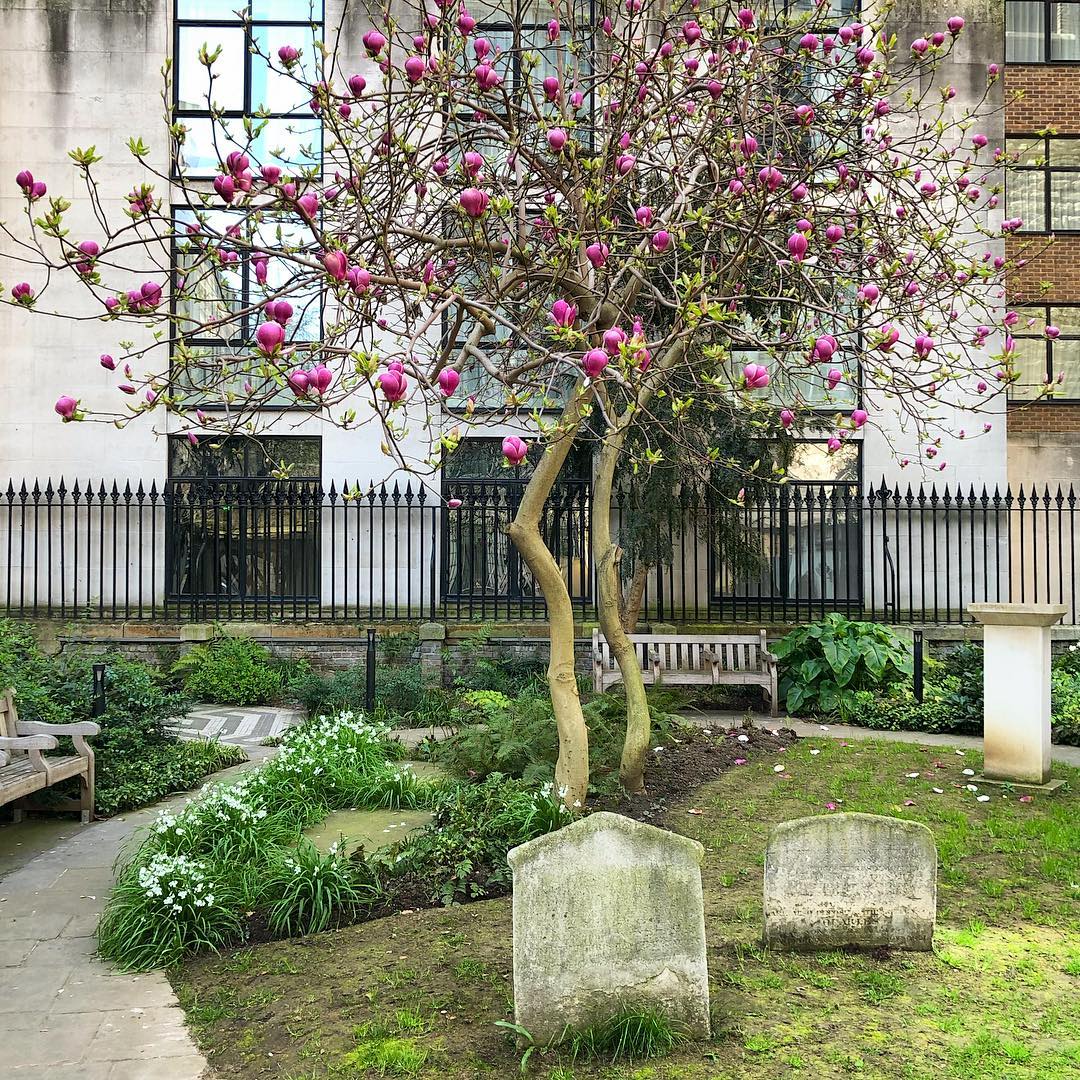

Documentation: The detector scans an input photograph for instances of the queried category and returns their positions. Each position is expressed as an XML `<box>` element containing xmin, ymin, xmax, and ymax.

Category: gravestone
<box><xmin>763</xmin><ymin>813</ymin><xmax>936</xmax><ymax>951</ymax></box>
<box><xmin>507</xmin><ymin>812</ymin><xmax>710</xmax><ymax>1044</ymax></box>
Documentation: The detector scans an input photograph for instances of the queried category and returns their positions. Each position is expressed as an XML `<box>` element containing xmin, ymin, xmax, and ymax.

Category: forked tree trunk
<box><xmin>506</xmin><ymin>386</ymin><xmax>591</xmax><ymax>809</ymax></box>
<box><xmin>593</xmin><ymin>434</ymin><xmax>652</xmax><ymax>795</ymax></box>
<box><xmin>620</xmin><ymin>562</ymin><xmax>649</xmax><ymax>634</ymax></box>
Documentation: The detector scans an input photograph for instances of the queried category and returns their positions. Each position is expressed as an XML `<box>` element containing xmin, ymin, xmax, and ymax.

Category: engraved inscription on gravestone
<box><xmin>763</xmin><ymin>813</ymin><xmax>937</xmax><ymax>951</ymax></box>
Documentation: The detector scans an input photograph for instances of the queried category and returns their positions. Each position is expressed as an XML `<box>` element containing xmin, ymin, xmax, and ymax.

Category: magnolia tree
<box><xmin>1</xmin><ymin>0</ymin><xmax>1039</xmax><ymax>803</ymax></box>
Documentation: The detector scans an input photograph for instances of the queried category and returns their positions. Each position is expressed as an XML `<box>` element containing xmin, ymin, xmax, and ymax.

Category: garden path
<box><xmin>170</xmin><ymin>704</ymin><xmax>303</xmax><ymax>750</ymax></box>
<box><xmin>687</xmin><ymin>712</ymin><xmax>1080</xmax><ymax>766</ymax></box>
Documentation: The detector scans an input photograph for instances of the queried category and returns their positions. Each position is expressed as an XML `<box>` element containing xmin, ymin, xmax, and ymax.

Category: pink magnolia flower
<box><xmin>256</xmin><ymin>321</ymin><xmax>285</xmax><ymax>356</ymax></box>
<box><xmin>651</xmin><ymin>230</ymin><xmax>671</xmax><ymax>252</ymax></box>
<box><xmin>851</xmin><ymin>408</ymin><xmax>868</xmax><ymax>428</ymax></box>
<box><xmin>55</xmin><ymin>396</ymin><xmax>78</xmax><ymax>421</ymax></box>
<box><xmin>543</xmin><ymin>75</ymin><xmax>560</xmax><ymax>101</ymax></box>
<box><xmin>213</xmin><ymin>175</ymin><xmax>235</xmax><ymax>203</ymax></box>
<box><xmin>459</xmin><ymin>187</ymin><xmax>489</xmax><ymax>218</ymax></box>
<box><xmin>278</xmin><ymin>44</ymin><xmax>299</xmax><ymax>65</ymax></box>
<box><xmin>635</xmin><ymin>205</ymin><xmax>653</xmax><ymax>227</ymax></box>
<box><xmin>100</xmin><ymin>354</ymin><xmax>116</xmax><ymax>370</ymax></box>
<box><xmin>11</xmin><ymin>282</ymin><xmax>34</xmax><ymax>304</ymax></box>
<box><xmin>322</xmin><ymin>250</ymin><xmax>348</xmax><ymax>280</ymax></box>
<box><xmin>857</xmin><ymin>282</ymin><xmax>879</xmax><ymax>303</ymax></box>
<box><xmin>261</xmin><ymin>165</ymin><xmax>282</xmax><ymax>184</ymax></box>
<box><xmin>743</xmin><ymin>363</ymin><xmax>770</xmax><ymax>389</ymax></box>
<box><xmin>448</xmin><ymin>498</ymin><xmax>463</xmax><ymax>510</ymax></box>
<box><xmin>682</xmin><ymin>19</ymin><xmax>702</xmax><ymax>44</ymax></box>
<box><xmin>253</xmin><ymin>256</ymin><xmax>269</xmax><ymax>285</ymax></box>
<box><xmin>550</xmin><ymin>299</ymin><xmax>577</xmax><ymax>327</ymax></box>
<box><xmin>458</xmin><ymin>10</ymin><xmax>477</xmax><ymax>34</ymax></box>
<box><xmin>914</xmin><ymin>334</ymin><xmax>935</xmax><ymax>358</ymax></box>
<box><xmin>308</xmin><ymin>364</ymin><xmax>333</xmax><ymax>395</ymax></box>
<box><xmin>877</xmin><ymin>324</ymin><xmax>900</xmax><ymax>351</ymax></box>
<box><xmin>780</xmin><ymin>409</ymin><xmax>795</xmax><ymax>429</ymax></box>
<box><xmin>547</xmin><ymin>18</ymin><xmax>559</xmax><ymax>40</ymax></box>
<box><xmin>603</xmin><ymin>326</ymin><xmax>627</xmax><ymax>355</ymax></box>
<box><xmin>615</xmin><ymin>153</ymin><xmax>636</xmax><ymax>175</ymax></box>
<box><xmin>586</xmin><ymin>242</ymin><xmax>609</xmax><ymax>269</ymax></box>
<box><xmin>547</xmin><ymin>128</ymin><xmax>568</xmax><ymax>152</ymax></box>
<box><xmin>15</xmin><ymin>170</ymin><xmax>33</xmax><ymax>191</ymax></box>
<box><xmin>948</xmin><ymin>16</ymin><xmax>965</xmax><ymax>33</ymax></box>
<box><xmin>737</xmin><ymin>8</ymin><xmax>754</xmax><ymax>28</ymax></box>
<box><xmin>1045</xmin><ymin>325</ymin><xmax>1061</xmax><ymax>340</ymax></box>
<box><xmin>826</xmin><ymin>368</ymin><xmax>843</xmax><ymax>390</ymax></box>
<box><xmin>287</xmin><ymin>369</ymin><xmax>309</xmax><ymax>396</ymax></box>
<box><xmin>297</xmin><ymin>192</ymin><xmax>319</xmax><ymax>218</ymax></box>
<box><xmin>347</xmin><ymin>266</ymin><xmax>371</xmax><ymax>294</ymax></box>
<box><xmin>502</xmin><ymin>435</ymin><xmax>528</xmax><ymax>465</ymax></box>
<box><xmin>379</xmin><ymin>368</ymin><xmax>409</xmax><ymax>402</ymax></box>
<box><xmin>583</xmin><ymin>348</ymin><xmax>609</xmax><ymax>378</ymax></box>
<box><xmin>362</xmin><ymin>29</ymin><xmax>386</xmax><ymax>54</ymax></box>
<box><xmin>787</xmin><ymin>232</ymin><xmax>808</xmax><ymax>260</ymax></box>
<box><xmin>438</xmin><ymin>368</ymin><xmax>461</xmax><ymax>396</ymax></box>
<box><xmin>813</xmin><ymin>335</ymin><xmax>838</xmax><ymax>363</ymax></box>
<box><xmin>266</xmin><ymin>299</ymin><xmax>293</xmax><ymax>325</ymax></box>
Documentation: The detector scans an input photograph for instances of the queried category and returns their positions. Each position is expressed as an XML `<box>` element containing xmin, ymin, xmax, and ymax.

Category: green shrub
<box><xmin>290</xmin><ymin>667</ymin><xmax>368</xmax><ymax>717</ymax></box>
<box><xmin>260</xmin><ymin>842</ymin><xmax>381</xmax><ymax>937</ymax></box>
<box><xmin>98</xmin><ymin>852</ymin><xmax>246</xmax><ymax>972</ymax></box>
<box><xmin>95</xmin><ymin>739</ymin><xmax>247</xmax><ymax>818</ymax></box>
<box><xmin>384</xmin><ymin>773</ymin><xmax>572</xmax><ymax>905</ymax></box>
<box><xmin>173</xmin><ymin>636</ymin><xmax>285</xmax><ymax>706</ymax></box>
<box><xmin>431</xmin><ymin>688</ymin><xmax>682</xmax><ymax>791</ymax></box>
<box><xmin>99</xmin><ymin>713</ymin><xmax>426</xmax><ymax>970</ymax></box>
<box><xmin>846</xmin><ymin>688</ymin><xmax>975</xmax><ymax>735</ymax></box>
<box><xmin>771</xmin><ymin>614</ymin><xmax>912</xmax><ymax>716</ymax></box>
<box><xmin>1051</xmin><ymin>670</ymin><xmax>1080</xmax><ymax>746</ymax></box>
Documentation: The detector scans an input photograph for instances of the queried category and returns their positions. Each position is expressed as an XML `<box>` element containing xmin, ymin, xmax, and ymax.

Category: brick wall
<box><xmin>1005</xmin><ymin>66</ymin><xmax>1080</xmax><ymax>134</ymax></box>
<box><xmin>1008</xmin><ymin>402</ymin><xmax>1080</xmax><ymax>433</ymax></box>
<box><xmin>1005</xmin><ymin>235</ymin><xmax>1080</xmax><ymax>301</ymax></box>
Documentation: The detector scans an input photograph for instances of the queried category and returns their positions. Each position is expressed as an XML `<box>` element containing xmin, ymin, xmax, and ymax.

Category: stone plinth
<box><xmin>507</xmin><ymin>812</ymin><xmax>710</xmax><ymax>1044</ymax></box>
<box><xmin>763</xmin><ymin>813</ymin><xmax>937</xmax><ymax>951</ymax></box>
<box><xmin>968</xmin><ymin>602</ymin><xmax>1066</xmax><ymax>785</ymax></box>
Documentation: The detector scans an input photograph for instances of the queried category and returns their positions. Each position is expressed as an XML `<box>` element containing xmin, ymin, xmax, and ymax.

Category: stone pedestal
<box><xmin>968</xmin><ymin>603</ymin><xmax>1066</xmax><ymax>785</ymax></box>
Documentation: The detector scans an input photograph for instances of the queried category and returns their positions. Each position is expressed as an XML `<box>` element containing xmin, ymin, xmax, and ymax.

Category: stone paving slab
<box><xmin>169</xmin><ymin>704</ymin><xmax>303</xmax><ymax>750</ymax></box>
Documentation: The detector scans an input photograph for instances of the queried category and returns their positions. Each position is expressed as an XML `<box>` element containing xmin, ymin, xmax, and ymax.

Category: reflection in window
<box><xmin>166</xmin><ymin>435</ymin><xmax>322</xmax><ymax>605</ymax></box>
<box><xmin>1008</xmin><ymin>135</ymin><xmax>1080</xmax><ymax>232</ymax></box>
<box><xmin>173</xmin><ymin>1</ymin><xmax>324</xmax><ymax>177</ymax></box>
<box><xmin>1006</xmin><ymin>0</ymin><xmax>1080</xmax><ymax>61</ymax></box>
<box><xmin>1008</xmin><ymin>304</ymin><xmax>1080</xmax><ymax>399</ymax></box>
<box><xmin>171</xmin><ymin>208</ymin><xmax>323</xmax><ymax>406</ymax></box>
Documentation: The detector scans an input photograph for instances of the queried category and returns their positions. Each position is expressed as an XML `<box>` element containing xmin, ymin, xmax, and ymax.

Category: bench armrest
<box><xmin>16</xmin><ymin>720</ymin><xmax>100</xmax><ymax>738</ymax></box>
<box><xmin>761</xmin><ymin>650</ymin><xmax>778</xmax><ymax>667</ymax></box>
<box><xmin>0</xmin><ymin>733</ymin><xmax>59</xmax><ymax>751</ymax></box>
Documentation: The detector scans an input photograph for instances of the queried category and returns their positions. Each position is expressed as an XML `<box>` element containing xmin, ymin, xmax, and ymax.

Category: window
<box><xmin>166</xmin><ymin>435</ymin><xmax>322</xmax><ymax>606</ymax></box>
<box><xmin>173</xmin><ymin>0</ymin><xmax>324</xmax><ymax>177</ymax></box>
<box><xmin>442</xmin><ymin>439</ymin><xmax>591</xmax><ymax>606</ymax></box>
<box><xmin>1006</xmin><ymin>0</ymin><xmax>1080</xmax><ymax>62</ymax></box>
<box><xmin>171</xmin><ymin>207</ymin><xmax>323</xmax><ymax>406</ymax></box>
<box><xmin>713</xmin><ymin>440</ymin><xmax>862</xmax><ymax>609</ymax></box>
<box><xmin>1008</xmin><ymin>304</ymin><xmax>1080</xmax><ymax>398</ymax></box>
<box><xmin>1006</xmin><ymin>135</ymin><xmax>1080</xmax><ymax>232</ymax></box>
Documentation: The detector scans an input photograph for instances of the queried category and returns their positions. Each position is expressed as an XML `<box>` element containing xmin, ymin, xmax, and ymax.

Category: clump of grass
<box><xmin>342</xmin><ymin>1036</ymin><xmax>428</xmax><ymax>1077</ymax></box>
<box><xmin>564</xmin><ymin>1008</ymin><xmax>690</xmax><ymax>1063</ymax></box>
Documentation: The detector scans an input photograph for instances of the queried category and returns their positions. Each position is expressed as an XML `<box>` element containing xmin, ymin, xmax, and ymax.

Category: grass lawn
<box><xmin>172</xmin><ymin>734</ymin><xmax>1080</xmax><ymax>1080</ymax></box>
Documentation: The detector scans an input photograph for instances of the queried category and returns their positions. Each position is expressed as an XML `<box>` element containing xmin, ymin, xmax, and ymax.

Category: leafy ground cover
<box><xmin>171</xmin><ymin>736</ymin><xmax>1080</xmax><ymax>1079</ymax></box>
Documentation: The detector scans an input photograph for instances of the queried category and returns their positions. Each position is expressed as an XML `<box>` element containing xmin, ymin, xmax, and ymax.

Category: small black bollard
<box><xmin>92</xmin><ymin>663</ymin><xmax>107</xmax><ymax>718</ymax></box>
<box><xmin>912</xmin><ymin>630</ymin><xmax>924</xmax><ymax>704</ymax></box>
<box><xmin>365</xmin><ymin>627</ymin><xmax>377</xmax><ymax>715</ymax></box>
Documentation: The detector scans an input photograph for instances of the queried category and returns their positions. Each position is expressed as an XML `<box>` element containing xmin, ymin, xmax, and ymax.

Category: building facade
<box><xmin>1</xmin><ymin>0</ymin><xmax>1073</xmax><ymax>627</ymax></box>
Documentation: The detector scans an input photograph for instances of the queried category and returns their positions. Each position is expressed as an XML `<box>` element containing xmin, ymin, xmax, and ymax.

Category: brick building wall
<box><xmin>1005</xmin><ymin>64</ymin><xmax>1080</xmax><ymax>450</ymax></box>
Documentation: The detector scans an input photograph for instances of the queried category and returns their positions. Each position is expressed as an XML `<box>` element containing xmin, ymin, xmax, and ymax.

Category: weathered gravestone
<box><xmin>507</xmin><ymin>811</ymin><xmax>710</xmax><ymax>1044</ymax></box>
<box><xmin>763</xmin><ymin>813</ymin><xmax>936</xmax><ymax>951</ymax></box>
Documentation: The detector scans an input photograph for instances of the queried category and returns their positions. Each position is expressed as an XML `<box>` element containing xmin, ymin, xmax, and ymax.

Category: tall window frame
<box><xmin>172</xmin><ymin>0</ymin><xmax>325</xmax><ymax>179</ymax></box>
<box><xmin>1006</xmin><ymin>134</ymin><xmax>1080</xmax><ymax>233</ymax></box>
<box><xmin>1008</xmin><ymin>303</ymin><xmax>1080</xmax><ymax>400</ymax></box>
<box><xmin>1005</xmin><ymin>0</ymin><xmax>1080</xmax><ymax>62</ymax></box>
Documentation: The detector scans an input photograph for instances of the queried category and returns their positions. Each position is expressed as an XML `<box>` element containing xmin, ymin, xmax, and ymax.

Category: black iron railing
<box><xmin>0</xmin><ymin>478</ymin><xmax>1077</xmax><ymax>625</ymax></box>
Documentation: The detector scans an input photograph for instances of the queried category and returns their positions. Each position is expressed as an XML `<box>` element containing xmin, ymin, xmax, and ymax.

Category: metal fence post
<box><xmin>912</xmin><ymin>630</ymin><xmax>924</xmax><ymax>704</ymax></box>
<box><xmin>365</xmin><ymin>626</ymin><xmax>377</xmax><ymax>715</ymax></box>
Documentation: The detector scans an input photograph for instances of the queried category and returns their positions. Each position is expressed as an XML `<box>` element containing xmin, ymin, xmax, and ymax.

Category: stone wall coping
<box><xmin>507</xmin><ymin>810</ymin><xmax>704</xmax><ymax>870</ymax></box>
<box><xmin>967</xmin><ymin>603</ymin><xmax>1068</xmax><ymax>627</ymax></box>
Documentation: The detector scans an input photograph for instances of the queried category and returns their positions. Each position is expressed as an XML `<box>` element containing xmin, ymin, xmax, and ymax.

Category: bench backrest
<box><xmin>0</xmin><ymin>690</ymin><xmax>18</xmax><ymax>742</ymax></box>
<box><xmin>594</xmin><ymin>630</ymin><xmax>770</xmax><ymax>676</ymax></box>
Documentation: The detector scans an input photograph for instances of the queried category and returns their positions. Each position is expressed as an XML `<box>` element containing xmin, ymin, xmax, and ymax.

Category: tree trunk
<box><xmin>593</xmin><ymin>433</ymin><xmax>652</xmax><ymax>796</ymax></box>
<box><xmin>620</xmin><ymin>562</ymin><xmax>649</xmax><ymax>634</ymax></box>
<box><xmin>506</xmin><ymin>385</ymin><xmax>591</xmax><ymax>809</ymax></box>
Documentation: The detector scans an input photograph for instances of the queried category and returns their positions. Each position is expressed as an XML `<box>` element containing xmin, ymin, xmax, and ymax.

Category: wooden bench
<box><xmin>0</xmin><ymin>690</ymin><xmax>99</xmax><ymax>823</ymax></box>
<box><xmin>593</xmin><ymin>628</ymin><xmax>779</xmax><ymax>716</ymax></box>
